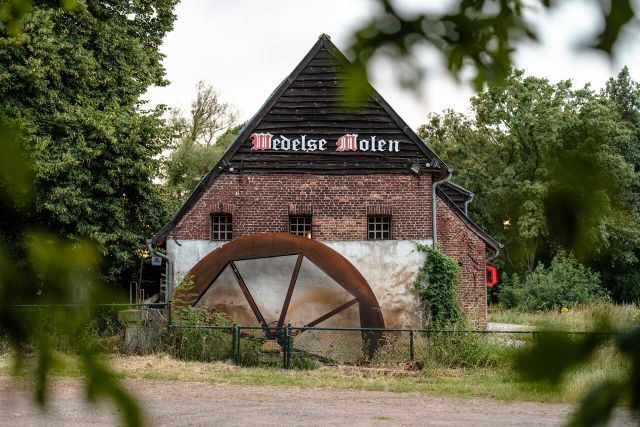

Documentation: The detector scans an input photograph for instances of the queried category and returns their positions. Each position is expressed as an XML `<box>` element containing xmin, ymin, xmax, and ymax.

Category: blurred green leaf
<box><xmin>515</xmin><ymin>332</ymin><xmax>607</xmax><ymax>384</ymax></box>
<box><xmin>593</xmin><ymin>0</ymin><xmax>634</xmax><ymax>54</ymax></box>
<box><xmin>81</xmin><ymin>349</ymin><xmax>144</xmax><ymax>427</ymax></box>
<box><xmin>618</xmin><ymin>327</ymin><xmax>640</xmax><ymax>409</ymax></box>
<box><xmin>568</xmin><ymin>382</ymin><xmax>624</xmax><ymax>427</ymax></box>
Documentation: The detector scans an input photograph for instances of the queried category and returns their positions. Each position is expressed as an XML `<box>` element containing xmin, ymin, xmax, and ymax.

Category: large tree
<box><xmin>419</xmin><ymin>69</ymin><xmax>640</xmax><ymax>302</ymax></box>
<box><xmin>0</xmin><ymin>0</ymin><xmax>178</xmax><ymax>283</ymax></box>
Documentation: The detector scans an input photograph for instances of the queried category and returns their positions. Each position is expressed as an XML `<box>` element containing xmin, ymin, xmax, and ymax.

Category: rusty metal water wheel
<box><xmin>181</xmin><ymin>232</ymin><xmax>385</xmax><ymax>357</ymax></box>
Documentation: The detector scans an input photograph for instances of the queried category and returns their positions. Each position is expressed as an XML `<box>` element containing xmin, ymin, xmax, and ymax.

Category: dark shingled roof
<box><xmin>152</xmin><ymin>34</ymin><xmax>501</xmax><ymax>254</ymax></box>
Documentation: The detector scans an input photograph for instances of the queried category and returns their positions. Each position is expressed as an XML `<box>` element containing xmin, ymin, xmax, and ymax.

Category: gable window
<box><xmin>368</xmin><ymin>216</ymin><xmax>391</xmax><ymax>240</ymax></box>
<box><xmin>211</xmin><ymin>214</ymin><xmax>233</xmax><ymax>240</ymax></box>
<box><xmin>289</xmin><ymin>215</ymin><xmax>312</xmax><ymax>239</ymax></box>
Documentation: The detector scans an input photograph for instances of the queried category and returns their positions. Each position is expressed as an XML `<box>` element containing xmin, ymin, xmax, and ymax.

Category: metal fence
<box><xmin>167</xmin><ymin>323</ymin><xmax>619</xmax><ymax>370</ymax></box>
<box><xmin>1</xmin><ymin>303</ymin><xmax>620</xmax><ymax>370</ymax></box>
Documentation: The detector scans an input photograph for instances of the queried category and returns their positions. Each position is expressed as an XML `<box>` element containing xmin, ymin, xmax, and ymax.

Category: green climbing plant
<box><xmin>414</xmin><ymin>244</ymin><xmax>465</xmax><ymax>328</ymax></box>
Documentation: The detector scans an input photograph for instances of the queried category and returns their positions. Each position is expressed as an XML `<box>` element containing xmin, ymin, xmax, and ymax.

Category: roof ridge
<box><xmin>152</xmin><ymin>35</ymin><xmax>450</xmax><ymax>245</ymax></box>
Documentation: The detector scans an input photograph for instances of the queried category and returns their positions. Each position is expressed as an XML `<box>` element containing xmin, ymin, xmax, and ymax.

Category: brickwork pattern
<box><xmin>170</xmin><ymin>172</ymin><xmax>488</xmax><ymax>328</ymax></box>
<box><xmin>172</xmin><ymin>173</ymin><xmax>434</xmax><ymax>241</ymax></box>
<box><xmin>436</xmin><ymin>198</ymin><xmax>488</xmax><ymax>328</ymax></box>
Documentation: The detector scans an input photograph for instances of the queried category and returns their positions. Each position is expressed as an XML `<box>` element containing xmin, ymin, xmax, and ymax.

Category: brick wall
<box><xmin>171</xmin><ymin>173</ymin><xmax>434</xmax><ymax>241</ymax></box>
<box><xmin>436</xmin><ymin>198</ymin><xmax>487</xmax><ymax>328</ymax></box>
<box><xmin>170</xmin><ymin>172</ymin><xmax>488</xmax><ymax>328</ymax></box>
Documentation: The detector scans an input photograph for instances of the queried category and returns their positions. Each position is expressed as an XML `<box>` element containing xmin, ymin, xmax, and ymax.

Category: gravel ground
<box><xmin>487</xmin><ymin>322</ymin><xmax>537</xmax><ymax>332</ymax></box>
<box><xmin>1</xmin><ymin>378</ymin><xmax>636</xmax><ymax>426</ymax></box>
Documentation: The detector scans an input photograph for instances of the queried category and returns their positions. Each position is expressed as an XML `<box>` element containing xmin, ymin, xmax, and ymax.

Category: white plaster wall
<box><xmin>167</xmin><ymin>238</ymin><xmax>431</xmax><ymax>328</ymax></box>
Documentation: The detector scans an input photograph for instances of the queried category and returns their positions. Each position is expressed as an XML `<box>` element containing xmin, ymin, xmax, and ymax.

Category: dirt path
<box><xmin>0</xmin><ymin>378</ymin><xmax>635</xmax><ymax>426</ymax></box>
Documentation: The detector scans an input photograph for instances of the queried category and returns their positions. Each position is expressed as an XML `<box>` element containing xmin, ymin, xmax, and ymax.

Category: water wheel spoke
<box><xmin>277</xmin><ymin>254</ymin><xmax>303</xmax><ymax>328</ymax></box>
<box><xmin>229</xmin><ymin>260</ymin><xmax>269</xmax><ymax>328</ymax></box>
<box><xmin>303</xmin><ymin>298</ymin><xmax>358</xmax><ymax>328</ymax></box>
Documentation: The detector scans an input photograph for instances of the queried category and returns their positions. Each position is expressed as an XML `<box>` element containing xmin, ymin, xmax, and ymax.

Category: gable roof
<box><xmin>436</xmin><ymin>187</ymin><xmax>502</xmax><ymax>252</ymax></box>
<box><xmin>441</xmin><ymin>181</ymin><xmax>474</xmax><ymax>213</ymax></box>
<box><xmin>226</xmin><ymin>34</ymin><xmax>448</xmax><ymax>174</ymax></box>
<box><xmin>153</xmin><ymin>34</ymin><xmax>451</xmax><ymax>245</ymax></box>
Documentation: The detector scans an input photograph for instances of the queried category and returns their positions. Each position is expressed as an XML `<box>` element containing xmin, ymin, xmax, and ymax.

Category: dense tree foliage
<box><xmin>163</xmin><ymin>82</ymin><xmax>240</xmax><ymax>212</ymax></box>
<box><xmin>0</xmin><ymin>0</ymin><xmax>178</xmax><ymax>283</ymax></box>
<box><xmin>419</xmin><ymin>68</ymin><xmax>640</xmax><ymax>303</ymax></box>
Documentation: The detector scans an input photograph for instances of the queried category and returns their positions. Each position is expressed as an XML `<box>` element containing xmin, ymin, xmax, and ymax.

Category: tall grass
<box><xmin>488</xmin><ymin>301</ymin><xmax>638</xmax><ymax>330</ymax></box>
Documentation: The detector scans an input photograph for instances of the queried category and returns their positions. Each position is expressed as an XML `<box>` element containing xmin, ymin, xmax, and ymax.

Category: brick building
<box><xmin>152</xmin><ymin>35</ymin><xmax>500</xmax><ymax>329</ymax></box>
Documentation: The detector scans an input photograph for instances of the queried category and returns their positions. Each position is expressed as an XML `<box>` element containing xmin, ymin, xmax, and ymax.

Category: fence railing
<box><xmin>167</xmin><ymin>322</ymin><xmax>621</xmax><ymax>370</ymax></box>
<box><xmin>1</xmin><ymin>302</ymin><xmax>624</xmax><ymax>370</ymax></box>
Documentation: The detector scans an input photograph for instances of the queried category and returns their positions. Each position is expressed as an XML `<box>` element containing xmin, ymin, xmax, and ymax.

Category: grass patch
<box><xmin>488</xmin><ymin>302</ymin><xmax>638</xmax><ymax>330</ymax></box>
<box><xmin>0</xmin><ymin>351</ymin><xmax>615</xmax><ymax>404</ymax></box>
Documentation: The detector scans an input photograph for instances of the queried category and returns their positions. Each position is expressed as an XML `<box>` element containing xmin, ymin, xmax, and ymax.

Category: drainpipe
<box><xmin>486</xmin><ymin>247</ymin><xmax>500</xmax><ymax>262</ymax></box>
<box><xmin>431</xmin><ymin>169</ymin><xmax>453</xmax><ymax>247</ymax></box>
<box><xmin>147</xmin><ymin>239</ymin><xmax>174</xmax><ymax>305</ymax></box>
<box><xmin>463</xmin><ymin>193</ymin><xmax>474</xmax><ymax>216</ymax></box>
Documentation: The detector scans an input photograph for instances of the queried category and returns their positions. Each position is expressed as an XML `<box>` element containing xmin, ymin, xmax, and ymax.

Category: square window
<box><xmin>289</xmin><ymin>215</ymin><xmax>312</xmax><ymax>239</ymax></box>
<box><xmin>211</xmin><ymin>214</ymin><xmax>233</xmax><ymax>240</ymax></box>
<box><xmin>368</xmin><ymin>216</ymin><xmax>391</xmax><ymax>240</ymax></box>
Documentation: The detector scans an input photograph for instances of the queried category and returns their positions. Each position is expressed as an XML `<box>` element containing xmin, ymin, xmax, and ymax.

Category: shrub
<box><xmin>503</xmin><ymin>251</ymin><xmax>605</xmax><ymax>311</ymax></box>
<box><xmin>291</xmin><ymin>353</ymin><xmax>318</xmax><ymax>370</ymax></box>
<box><xmin>497</xmin><ymin>273</ymin><xmax>524</xmax><ymax>309</ymax></box>
<box><xmin>414</xmin><ymin>244</ymin><xmax>465</xmax><ymax>328</ymax></box>
<box><xmin>168</xmin><ymin>275</ymin><xmax>233</xmax><ymax>362</ymax></box>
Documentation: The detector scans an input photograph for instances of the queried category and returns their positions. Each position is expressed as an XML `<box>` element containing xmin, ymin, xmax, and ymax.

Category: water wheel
<box><xmin>181</xmin><ymin>232</ymin><xmax>385</xmax><ymax>356</ymax></box>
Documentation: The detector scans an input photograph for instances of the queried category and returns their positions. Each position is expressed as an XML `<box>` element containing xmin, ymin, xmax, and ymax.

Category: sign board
<box><xmin>486</xmin><ymin>264</ymin><xmax>498</xmax><ymax>287</ymax></box>
<box><xmin>251</xmin><ymin>133</ymin><xmax>400</xmax><ymax>153</ymax></box>
<box><xmin>151</xmin><ymin>255</ymin><xmax>163</xmax><ymax>267</ymax></box>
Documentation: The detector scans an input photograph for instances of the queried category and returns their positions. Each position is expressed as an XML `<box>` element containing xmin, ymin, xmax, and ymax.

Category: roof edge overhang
<box><xmin>152</xmin><ymin>34</ymin><xmax>450</xmax><ymax>245</ymax></box>
<box><xmin>436</xmin><ymin>187</ymin><xmax>502</xmax><ymax>253</ymax></box>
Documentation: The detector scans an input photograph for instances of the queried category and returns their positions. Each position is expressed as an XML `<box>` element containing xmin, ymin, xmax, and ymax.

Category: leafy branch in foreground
<box><xmin>343</xmin><ymin>0</ymin><xmax>638</xmax><ymax>102</ymax></box>
<box><xmin>515</xmin><ymin>323</ymin><xmax>639</xmax><ymax>426</ymax></box>
<box><xmin>1</xmin><ymin>116</ymin><xmax>143</xmax><ymax>425</ymax></box>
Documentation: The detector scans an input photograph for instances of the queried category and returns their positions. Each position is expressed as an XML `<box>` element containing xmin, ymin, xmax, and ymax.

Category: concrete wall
<box><xmin>167</xmin><ymin>238</ymin><xmax>431</xmax><ymax>328</ymax></box>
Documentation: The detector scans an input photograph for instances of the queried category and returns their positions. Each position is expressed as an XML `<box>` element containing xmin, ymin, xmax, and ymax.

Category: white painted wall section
<box><xmin>167</xmin><ymin>238</ymin><xmax>431</xmax><ymax>328</ymax></box>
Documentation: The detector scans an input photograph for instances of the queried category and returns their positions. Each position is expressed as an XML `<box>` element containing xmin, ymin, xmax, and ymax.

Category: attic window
<box><xmin>211</xmin><ymin>214</ymin><xmax>233</xmax><ymax>241</ymax></box>
<box><xmin>289</xmin><ymin>215</ymin><xmax>312</xmax><ymax>239</ymax></box>
<box><xmin>368</xmin><ymin>216</ymin><xmax>391</xmax><ymax>240</ymax></box>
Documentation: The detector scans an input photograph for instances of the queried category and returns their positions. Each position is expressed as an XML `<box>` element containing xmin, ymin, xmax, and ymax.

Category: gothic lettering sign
<box><xmin>250</xmin><ymin>133</ymin><xmax>400</xmax><ymax>153</ymax></box>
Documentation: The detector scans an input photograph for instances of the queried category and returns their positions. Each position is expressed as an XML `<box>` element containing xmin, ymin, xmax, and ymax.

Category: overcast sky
<box><xmin>144</xmin><ymin>0</ymin><xmax>640</xmax><ymax>130</ymax></box>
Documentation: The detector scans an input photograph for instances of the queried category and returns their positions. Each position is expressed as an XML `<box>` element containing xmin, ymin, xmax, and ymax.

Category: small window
<box><xmin>211</xmin><ymin>214</ymin><xmax>233</xmax><ymax>240</ymax></box>
<box><xmin>289</xmin><ymin>215</ymin><xmax>312</xmax><ymax>239</ymax></box>
<box><xmin>368</xmin><ymin>216</ymin><xmax>391</xmax><ymax>240</ymax></box>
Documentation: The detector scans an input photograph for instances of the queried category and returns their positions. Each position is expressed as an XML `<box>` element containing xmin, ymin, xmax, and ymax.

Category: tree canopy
<box><xmin>0</xmin><ymin>0</ymin><xmax>178</xmax><ymax>283</ymax></box>
<box><xmin>162</xmin><ymin>81</ymin><xmax>241</xmax><ymax>212</ymax></box>
<box><xmin>419</xmin><ymin>68</ymin><xmax>640</xmax><ymax>303</ymax></box>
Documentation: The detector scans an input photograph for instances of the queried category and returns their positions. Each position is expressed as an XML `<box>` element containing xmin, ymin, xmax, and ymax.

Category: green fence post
<box><xmin>236</xmin><ymin>325</ymin><xmax>242</xmax><ymax>364</ymax></box>
<box><xmin>280</xmin><ymin>327</ymin><xmax>287</xmax><ymax>369</ymax></box>
<box><xmin>409</xmin><ymin>329</ymin><xmax>414</xmax><ymax>360</ymax></box>
<box><xmin>232</xmin><ymin>323</ymin><xmax>238</xmax><ymax>363</ymax></box>
<box><xmin>167</xmin><ymin>301</ymin><xmax>172</xmax><ymax>328</ymax></box>
<box><xmin>286</xmin><ymin>323</ymin><xmax>293</xmax><ymax>370</ymax></box>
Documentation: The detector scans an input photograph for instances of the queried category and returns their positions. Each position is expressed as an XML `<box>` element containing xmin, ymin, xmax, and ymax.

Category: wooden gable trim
<box><xmin>436</xmin><ymin>187</ymin><xmax>501</xmax><ymax>252</ymax></box>
<box><xmin>153</xmin><ymin>34</ymin><xmax>449</xmax><ymax>245</ymax></box>
<box><xmin>153</xmin><ymin>37</ymin><xmax>327</xmax><ymax>245</ymax></box>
